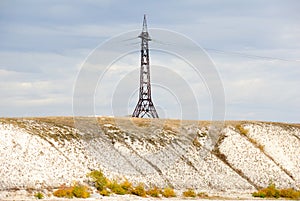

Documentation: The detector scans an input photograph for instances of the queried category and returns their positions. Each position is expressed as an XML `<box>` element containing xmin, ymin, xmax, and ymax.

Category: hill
<box><xmin>0</xmin><ymin>117</ymin><xmax>299</xmax><ymax>196</ymax></box>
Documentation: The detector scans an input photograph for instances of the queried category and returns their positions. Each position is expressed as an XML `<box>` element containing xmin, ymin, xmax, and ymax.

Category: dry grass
<box><xmin>1</xmin><ymin>117</ymin><xmax>297</xmax><ymax>128</ymax></box>
<box><xmin>236</xmin><ymin>124</ymin><xmax>249</xmax><ymax>136</ymax></box>
<box><xmin>1</xmin><ymin>116</ymin><xmax>298</xmax><ymax>147</ymax></box>
<box><xmin>248</xmin><ymin>137</ymin><xmax>265</xmax><ymax>151</ymax></box>
<box><xmin>192</xmin><ymin>137</ymin><xmax>201</xmax><ymax>148</ymax></box>
<box><xmin>130</xmin><ymin>118</ymin><xmax>152</xmax><ymax>127</ymax></box>
<box><xmin>2</xmin><ymin>117</ymin><xmax>297</xmax><ymax>148</ymax></box>
<box><xmin>34</xmin><ymin>116</ymin><xmax>75</xmax><ymax>128</ymax></box>
<box><xmin>235</xmin><ymin>124</ymin><xmax>265</xmax><ymax>152</ymax></box>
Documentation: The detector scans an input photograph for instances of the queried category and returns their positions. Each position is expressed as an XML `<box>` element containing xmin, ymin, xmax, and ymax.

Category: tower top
<box><xmin>142</xmin><ymin>14</ymin><xmax>148</xmax><ymax>32</ymax></box>
<box><xmin>139</xmin><ymin>14</ymin><xmax>151</xmax><ymax>41</ymax></box>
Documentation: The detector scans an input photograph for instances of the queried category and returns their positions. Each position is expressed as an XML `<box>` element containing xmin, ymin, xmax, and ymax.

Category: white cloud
<box><xmin>0</xmin><ymin>50</ymin><xmax>82</xmax><ymax>116</ymax></box>
<box><xmin>211</xmin><ymin>49</ymin><xmax>300</xmax><ymax>121</ymax></box>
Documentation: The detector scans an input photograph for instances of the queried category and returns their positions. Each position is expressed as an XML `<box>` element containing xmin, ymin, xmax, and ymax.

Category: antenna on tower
<box><xmin>142</xmin><ymin>14</ymin><xmax>148</xmax><ymax>32</ymax></box>
<box><xmin>132</xmin><ymin>15</ymin><xmax>159</xmax><ymax>118</ymax></box>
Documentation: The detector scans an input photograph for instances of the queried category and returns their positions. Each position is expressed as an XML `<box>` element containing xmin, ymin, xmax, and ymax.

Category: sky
<box><xmin>0</xmin><ymin>0</ymin><xmax>299</xmax><ymax>122</ymax></box>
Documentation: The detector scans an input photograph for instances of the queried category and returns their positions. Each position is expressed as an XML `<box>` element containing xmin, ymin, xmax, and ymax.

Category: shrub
<box><xmin>279</xmin><ymin>188</ymin><xmax>300</xmax><ymax>199</ymax></box>
<box><xmin>53</xmin><ymin>183</ymin><xmax>90</xmax><ymax>198</ymax></box>
<box><xmin>99</xmin><ymin>188</ymin><xmax>110</xmax><ymax>196</ymax></box>
<box><xmin>162</xmin><ymin>187</ymin><xmax>176</xmax><ymax>198</ymax></box>
<box><xmin>34</xmin><ymin>192</ymin><xmax>44</xmax><ymax>199</ymax></box>
<box><xmin>87</xmin><ymin>170</ymin><xmax>108</xmax><ymax>191</ymax></box>
<box><xmin>261</xmin><ymin>183</ymin><xmax>279</xmax><ymax>198</ymax></box>
<box><xmin>252</xmin><ymin>191</ymin><xmax>266</xmax><ymax>198</ymax></box>
<box><xmin>198</xmin><ymin>192</ymin><xmax>209</xmax><ymax>198</ymax></box>
<box><xmin>182</xmin><ymin>188</ymin><xmax>196</xmax><ymax>197</ymax></box>
<box><xmin>108</xmin><ymin>180</ymin><xmax>126</xmax><ymax>195</ymax></box>
<box><xmin>252</xmin><ymin>183</ymin><xmax>300</xmax><ymax>199</ymax></box>
<box><xmin>72</xmin><ymin>183</ymin><xmax>90</xmax><ymax>198</ymax></box>
<box><xmin>53</xmin><ymin>185</ymin><xmax>74</xmax><ymax>198</ymax></box>
<box><xmin>131</xmin><ymin>183</ymin><xmax>146</xmax><ymax>197</ymax></box>
<box><xmin>120</xmin><ymin>179</ymin><xmax>133</xmax><ymax>193</ymax></box>
<box><xmin>147</xmin><ymin>186</ymin><xmax>161</xmax><ymax>197</ymax></box>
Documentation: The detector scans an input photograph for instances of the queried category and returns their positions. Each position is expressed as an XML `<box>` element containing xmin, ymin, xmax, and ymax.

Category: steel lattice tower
<box><xmin>132</xmin><ymin>15</ymin><xmax>159</xmax><ymax>118</ymax></box>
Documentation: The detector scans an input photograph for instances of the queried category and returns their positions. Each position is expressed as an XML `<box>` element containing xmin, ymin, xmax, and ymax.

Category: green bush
<box><xmin>252</xmin><ymin>191</ymin><xmax>266</xmax><ymax>198</ymax></box>
<box><xmin>162</xmin><ymin>187</ymin><xmax>176</xmax><ymax>198</ymax></box>
<box><xmin>34</xmin><ymin>192</ymin><xmax>44</xmax><ymax>199</ymax></box>
<box><xmin>146</xmin><ymin>186</ymin><xmax>161</xmax><ymax>197</ymax></box>
<box><xmin>120</xmin><ymin>179</ymin><xmax>133</xmax><ymax>193</ymax></box>
<box><xmin>99</xmin><ymin>188</ymin><xmax>110</xmax><ymax>196</ymax></box>
<box><xmin>182</xmin><ymin>188</ymin><xmax>196</xmax><ymax>197</ymax></box>
<box><xmin>87</xmin><ymin>170</ymin><xmax>108</xmax><ymax>191</ymax></box>
<box><xmin>108</xmin><ymin>180</ymin><xmax>126</xmax><ymax>195</ymax></box>
<box><xmin>131</xmin><ymin>183</ymin><xmax>146</xmax><ymax>197</ymax></box>
<box><xmin>72</xmin><ymin>183</ymin><xmax>90</xmax><ymax>198</ymax></box>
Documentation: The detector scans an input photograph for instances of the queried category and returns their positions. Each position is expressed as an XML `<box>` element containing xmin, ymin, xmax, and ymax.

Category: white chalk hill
<box><xmin>0</xmin><ymin>117</ymin><xmax>299</xmax><ymax>193</ymax></box>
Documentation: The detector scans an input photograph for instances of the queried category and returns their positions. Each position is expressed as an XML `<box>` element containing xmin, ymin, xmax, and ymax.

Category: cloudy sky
<box><xmin>0</xmin><ymin>0</ymin><xmax>299</xmax><ymax>122</ymax></box>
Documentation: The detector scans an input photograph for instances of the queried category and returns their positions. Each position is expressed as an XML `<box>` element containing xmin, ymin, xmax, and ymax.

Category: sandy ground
<box><xmin>0</xmin><ymin>191</ymin><xmax>274</xmax><ymax>201</ymax></box>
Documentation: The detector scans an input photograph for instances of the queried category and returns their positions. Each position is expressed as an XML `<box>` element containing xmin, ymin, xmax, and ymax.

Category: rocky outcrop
<box><xmin>0</xmin><ymin>117</ymin><xmax>299</xmax><ymax>193</ymax></box>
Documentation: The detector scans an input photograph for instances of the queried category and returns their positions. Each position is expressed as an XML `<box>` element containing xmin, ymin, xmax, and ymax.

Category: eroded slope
<box><xmin>0</xmin><ymin>117</ymin><xmax>299</xmax><ymax>193</ymax></box>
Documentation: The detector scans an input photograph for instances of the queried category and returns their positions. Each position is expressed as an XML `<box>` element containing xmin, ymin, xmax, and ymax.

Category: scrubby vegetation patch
<box><xmin>162</xmin><ymin>187</ymin><xmax>176</xmax><ymax>198</ymax></box>
<box><xmin>53</xmin><ymin>183</ymin><xmax>90</xmax><ymax>198</ymax></box>
<box><xmin>131</xmin><ymin>183</ymin><xmax>147</xmax><ymax>197</ymax></box>
<box><xmin>146</xmin><ymin>186</ymin><xmax>161</xmax><ymax>197</ymax></box>
<box><xmin>252</xmin><ymin>183</ymin><xmax>300</xmax><ymax>199</ymax></box>
<box><xmin>182</xmin><ymin>188</ymin><xmax>196</xmax><ymax>197</ymax></box>
<box><xmin>34</xmin><ymin>192</ymin><xmax>44</xmax><ymax>199</ymax></box>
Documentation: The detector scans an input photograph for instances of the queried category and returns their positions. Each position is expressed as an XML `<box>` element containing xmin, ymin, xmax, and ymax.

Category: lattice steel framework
<box><xmin>132</xmin><ymin>15</ymin><xmax>159</xmax><ymax>118</ymax></box>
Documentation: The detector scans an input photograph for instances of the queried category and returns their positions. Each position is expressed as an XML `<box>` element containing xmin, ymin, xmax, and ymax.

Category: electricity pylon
<box><xmin>132</xmin><ymin>15</ymin><xmax>159</xmax><ymax>118</ymax></box>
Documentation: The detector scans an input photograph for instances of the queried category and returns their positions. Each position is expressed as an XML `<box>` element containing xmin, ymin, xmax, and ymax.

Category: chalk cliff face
<box><xmin>0</xmin><ymin>117</ymin><xmax>299</xmax><ymax>193</ymax></box>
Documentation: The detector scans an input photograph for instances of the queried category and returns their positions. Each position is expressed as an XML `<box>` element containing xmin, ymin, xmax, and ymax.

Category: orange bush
<box><xmin>147</xmin><ymin>186</ymin><xmax>161</xmax><ymax>197</ymax></box>
<box><xmin>131</xmin><ymin>183</ymin><xmax>146</xmax><ymax>197</ymax></box>
<box><xmin>53</xmin><ymin>183</ymin><xmax>90</xmax><ymax>198</ymax></box>
<box><xmin>162</xmin><ymin>187</ymin><xmax>176</xmax><ymax>198</ymax></box>
<box><xmin>182</xmin><ymin>188</ymin><xmax>196</xmax><ymax>197</ymax></box>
